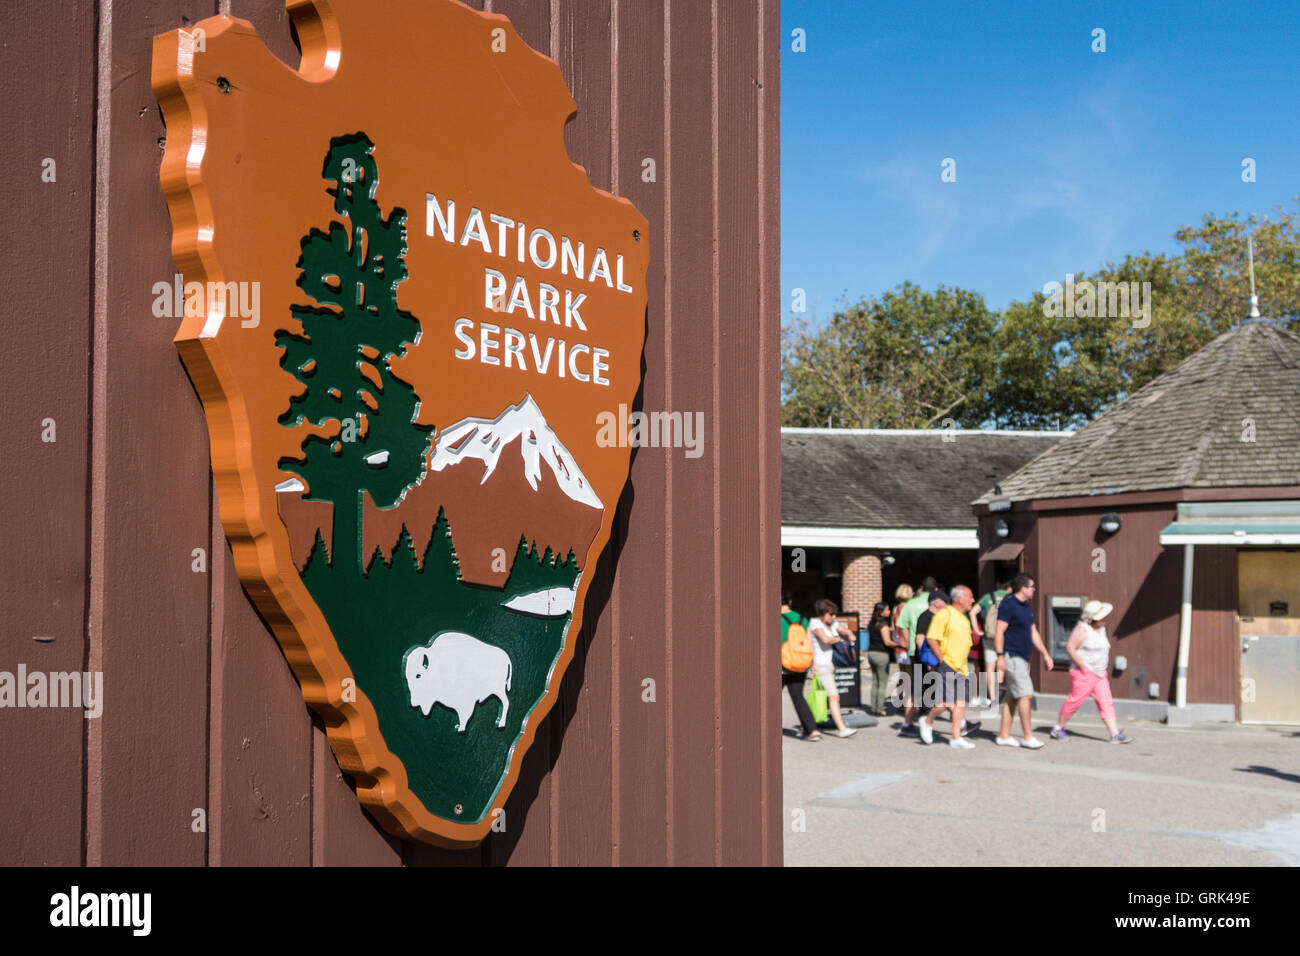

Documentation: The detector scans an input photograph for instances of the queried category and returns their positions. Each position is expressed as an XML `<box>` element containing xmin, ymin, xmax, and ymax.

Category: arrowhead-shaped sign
<box><xmin>153</xmin><ymin>0</ymin><xmax>649</xmax><ymax>847</ymax></box>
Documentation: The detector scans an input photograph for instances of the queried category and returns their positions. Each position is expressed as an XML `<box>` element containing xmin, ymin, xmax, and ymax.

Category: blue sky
<box><xmin>781</xmin><ymin>0</ymin><xmax>1300</xmax><ymax>325</ymax></box>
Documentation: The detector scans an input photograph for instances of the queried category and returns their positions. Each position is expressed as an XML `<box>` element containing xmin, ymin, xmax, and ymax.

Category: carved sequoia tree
<box><xmin>276</xmin><ymin>133</ymin><xmax>432</xmax><ymax>574</ymax></box>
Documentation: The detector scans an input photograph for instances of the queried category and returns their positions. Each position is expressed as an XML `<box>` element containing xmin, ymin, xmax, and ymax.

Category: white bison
<box><xmin>404</xmin><ymin>632</ymin><xmax>512</xmax><ymax>733</ymax></box>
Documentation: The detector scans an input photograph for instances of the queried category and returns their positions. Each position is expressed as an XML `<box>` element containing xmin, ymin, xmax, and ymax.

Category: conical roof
<box><xmin>976</xmin><ymin>319</ymin><xmax>1300</xmax><ymax>503</ymax></box>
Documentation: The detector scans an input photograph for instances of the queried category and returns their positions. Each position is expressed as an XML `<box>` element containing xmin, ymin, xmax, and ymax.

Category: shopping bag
<box><xmin>806</xmin><ymin>673</ymin><xmax>829</xmax><ymax>724</ymax></box>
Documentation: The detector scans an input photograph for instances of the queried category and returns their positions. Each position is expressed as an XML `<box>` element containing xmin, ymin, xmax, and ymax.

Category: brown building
<box><xmin>973</xmin><ymin>318</ymin><xmax>1300</xmax><ymax>725</ymax></box>
<box><xmin>782</xmin><ymin>428</ymin><xmax>1066</xmax><ymax>619</ymax></box>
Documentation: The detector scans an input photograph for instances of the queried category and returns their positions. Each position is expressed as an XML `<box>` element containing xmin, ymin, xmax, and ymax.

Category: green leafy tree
<box><xmin>781</xmin><ymin>282</ymin><xmax>998</xmax><ymax>428</ymax></box>
<box><xmin>974</xmin><ymin>289</ymin><xmax>1130</xmax><ymax>428</ymax></box>
<box><xmin>1174</xmin><ymin>205</ymin><xmax>1300</xmax><ymax>331</ymax></box>
<box><xmin>991</xmin><ymin>207</ymin><xmax>1300</xmax><ymax>425</ymax></box>
<box><xmin>277</xmin><ymin>133</ymin><xmax>433</xmax><ymax>574</ymax></box>
<box><xmin>1104</xmin><ymin>206</ymin><xmax>1300</xmax><ymax>391</ymax></box>
<box><xmin>782</xmin><ymin>206</ymin><xmax>1300</xmax><ymax>430</ymax></box>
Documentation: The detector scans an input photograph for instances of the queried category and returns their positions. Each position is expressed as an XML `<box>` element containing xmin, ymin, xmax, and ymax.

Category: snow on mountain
<box><xmin>429</xmin><ymin>394</ymin><xmax>603</xmax><ymax>510</ymax></box>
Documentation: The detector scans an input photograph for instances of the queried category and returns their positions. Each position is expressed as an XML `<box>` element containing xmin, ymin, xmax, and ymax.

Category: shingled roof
<box><xmin>783</xmin><ymin>430</ymin><xmax>1066</xmax><ymax>529</ymax></box>
<box><xmin>976</xmin><ymin>318</ymin><xmax>1300</xmax><ymax>505</ymax></box>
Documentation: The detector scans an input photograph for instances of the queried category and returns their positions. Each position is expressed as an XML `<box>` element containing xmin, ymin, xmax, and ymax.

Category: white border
<box><xmin>1159</xmin><ymin>532</ymin><xmax>1300</xmax><ymax>545</ymax></box>
<box><xmin>781</xmin><ymin>526</ymin><xmax>978</xmax><ymax>549</ymax></box>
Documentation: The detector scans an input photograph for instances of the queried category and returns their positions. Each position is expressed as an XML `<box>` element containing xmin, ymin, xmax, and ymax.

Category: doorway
<box><xmin>1239</xmin><ymin>550</ymin><xmax>1300</xmax><ymax>724</ymax></box>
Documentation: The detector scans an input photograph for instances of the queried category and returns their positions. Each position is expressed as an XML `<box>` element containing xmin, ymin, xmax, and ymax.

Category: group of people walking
<box><xmin>780</xmin><ymin>573</ymin><xmax>1134</xmax><ymax>747</ymax></box>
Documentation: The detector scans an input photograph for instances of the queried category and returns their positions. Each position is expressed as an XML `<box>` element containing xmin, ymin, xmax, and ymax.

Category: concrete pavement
<box><xmin>782</xmin><ymin>691</ymin><xmax>1300</xmax><ymax>866</ymax></box>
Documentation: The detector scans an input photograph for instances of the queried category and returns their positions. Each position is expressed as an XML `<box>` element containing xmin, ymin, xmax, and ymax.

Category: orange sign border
<box><xmin>152</xmin><ymin>0</ymin><xmax>649</xmax><ymax>849</ymax></box>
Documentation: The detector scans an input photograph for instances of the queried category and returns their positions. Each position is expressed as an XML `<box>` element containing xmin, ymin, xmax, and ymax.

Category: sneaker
<box><xmin>1111</xmin><ymin>730</ymin><xmax>1133</xmax><ymax>744</ymax></box>
<box><xmin>835</xmin><ymin>728</ymin><xmax>858</xmax><ymax>739</ymax></box>
<box><xmin>949</xmin><ymin>737</ymin><xmax>976</xmax><ymax>750</ymax></box>
<box><xmin>1049</xmin><ymin>726</ymin><xmax>1069</xmax><ymax>741</ymax></box>
<box><xmin>918</xmin><ymin>717</ymin><xmax>934</xmax><ymax>745</ymax></box>
<box><xmin>898</xmin><ymin>724</ymin><xmax>919</xmax><ymax>737</ymax></box>
<box><xmin>802</xmin><ymin>731</ymin><xmax>823</xmax><ymax>742</ymax></box>
<box><xmin>1020</xmin><ymin>736</ymin><xmax>1044</xmax><ymax>750</ymax></box>
<box><xmin>995</xmin><ymin>736</ymin><xmax>1021</xmax><ymax>748</ymax></box>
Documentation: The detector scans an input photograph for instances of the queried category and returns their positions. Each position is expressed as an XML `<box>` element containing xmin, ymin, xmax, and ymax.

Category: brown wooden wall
<box><xmin>979</xmin><ymin>503</ymin><xmax>1239</xmax><ymax>707</ymax></box>
<box><xmin>0</xmin><ymin>0</ymin><xmax>782</xmax><ymax>866</ymax></box>
<box><xmin>1026</xmin><ymin>504</ymin><xmax>1184</xmax><ymax>704</ymax></box>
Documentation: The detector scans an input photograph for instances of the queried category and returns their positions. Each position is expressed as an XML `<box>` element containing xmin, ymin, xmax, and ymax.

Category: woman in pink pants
<box><xmin>1050</xmin><ymin>600</ymin><xmax>1133</xmax><ymax>744</ymax></box>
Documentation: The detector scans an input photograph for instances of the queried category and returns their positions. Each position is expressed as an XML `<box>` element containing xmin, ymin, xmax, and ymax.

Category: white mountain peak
<box><xmin>430</xmin><ymin>394</ymin><xmax>603</xmax><ymax>510</ymax></box>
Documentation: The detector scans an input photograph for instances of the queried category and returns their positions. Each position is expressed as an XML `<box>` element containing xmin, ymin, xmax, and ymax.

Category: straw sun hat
<box><xmin>1083</xmin><ymin>599</ymin><xmax>1114</xmax><ymax>622</ymax></box>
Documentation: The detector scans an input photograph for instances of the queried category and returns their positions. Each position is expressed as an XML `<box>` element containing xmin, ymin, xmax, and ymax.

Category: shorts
<box><xmin>1002</xmin><ymin>654</ymin><xmax>1034</xmax><ymax>699</ymax></box>
<box><xmin>983</xmin><ymin>646</ymin><xmax>999</xmax><ymax>665</ymax></box>
<box><xmin>937</xmin><ymin>662</ymin><xmax>971</xmax><ymax>703</ymax></box>
<box><xmin>813</xmin><ymin>660</ymin><xmax>840</xmax><ymax>697</ymax></box>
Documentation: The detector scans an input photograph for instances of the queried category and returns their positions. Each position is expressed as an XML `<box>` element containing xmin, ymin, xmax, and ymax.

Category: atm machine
<box><xmin>1047</xmin><ymin>595</ymin><xmax>1088</xmax><ymax>665</ymax></box>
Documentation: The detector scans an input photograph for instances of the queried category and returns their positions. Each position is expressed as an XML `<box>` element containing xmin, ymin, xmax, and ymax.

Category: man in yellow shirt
<box><xmin>918</xmin><ymin>585</ymin><xmax>977</xmax><ymax>749</ymax></box>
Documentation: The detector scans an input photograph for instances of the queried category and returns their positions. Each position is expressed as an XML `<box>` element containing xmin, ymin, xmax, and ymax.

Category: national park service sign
<box><xmin>152</xmin><ymin>0</ymin><xmax>648</xmax><ymax>847</ymax></box>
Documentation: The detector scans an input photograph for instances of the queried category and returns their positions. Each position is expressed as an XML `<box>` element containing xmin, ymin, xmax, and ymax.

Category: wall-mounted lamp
<box><xmin>881</xmin><ymin>553</ymin><xmax>896</xmax><ymax>566</ymax></box>
<box><xmin>994</xmin><ymin>519</ymin><xmax>1010</xmax><ymax>539</ymax></box>
<box><xmin>821</xmin><ymin>550</ymin><xmax>842</xmax><ymax>579</ymax></box>
<box><xmin>1100</xmin><ymin>512</ymin><xmax>1121</xmax><ymax>535</ymax></box>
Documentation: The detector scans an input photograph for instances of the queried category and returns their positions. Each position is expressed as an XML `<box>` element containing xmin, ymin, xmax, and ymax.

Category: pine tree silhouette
<box><xmin>504</xmin><ymin>536</ymin><xmax>580</xmax><ymax>595</ymax></box>
<box><xmin>276</xmin><ymin>133</ymin><xmax>432</xmax><ymax>574</ymax></box>
<box><xmin>303</xmin><ymin>528</ymin><xmax>331</xmax><ymax>574</ymax></box>
<box><xmin>419</xmin><ymin>508</ymin><xmax>462</xmax><ymax>579</ymax></box>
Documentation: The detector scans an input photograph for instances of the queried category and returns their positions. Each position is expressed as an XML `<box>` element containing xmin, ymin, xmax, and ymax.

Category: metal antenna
<box><xmin>1248</xmin><ymin>234</ymin><xmax>1262</xmax><ymax>318</ymax></box>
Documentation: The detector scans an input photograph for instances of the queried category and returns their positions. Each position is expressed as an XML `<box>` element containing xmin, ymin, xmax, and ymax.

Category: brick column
<box><xmin>840</xmin><ymin>549</ymin><xmax>882</xmax><ymax>617</ymax></box>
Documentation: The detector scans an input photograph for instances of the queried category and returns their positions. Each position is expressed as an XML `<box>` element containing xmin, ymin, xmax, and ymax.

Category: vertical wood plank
<box><xmin>88</xmin><ymin>0</ymin><xmax>219</xmax><ymax>867</ymax></box>
<box><xmin>610</xmin><ymin>0</ymin><xmax>669</xmax><ymax>866</ymax></box>
<box><xmin>211</xmin><ymin>527</ymin><xmax>315</xmax><ymax>864</ymax></box>
<box><xmin>204</xmin><ymin>0</ymin><xmax>314</xmax><ymax>870</ymax></box>
<box><xmin>551</xmin><ymin>0</ymin><xmax>616</xmax><ymax>867</ymax></box>
<box><xmin>479</xmin><ymin>0</ymin><xmax>557</xmax><ymax>868</ymax></box>
<box><xmin>716</xmin><ymin>0</ymin><xmax>763</xmax><ymax>866</ymax></box>
<box><xmin>486</xmin><ymin>0</ymin><xmax>549</xmax><ymax>56</ymax></box>
<box><xmin>310</xmin><ymin>724</ymin><xmax>403</xmax><ymax>865</ymax></box>
<box><xmin>0</xmin><ymin>0</ymin><xmax>95</xmax><ymax>866</ymax></box>
<box><xmin>758</xmin><ymin>0</ymin><xmax>783</xmax><ymax>866</ymax></box>
<box><xmin>666</xmin><ymin>0</ymin><xmax>719</xmax><ymax>866</ymax></box>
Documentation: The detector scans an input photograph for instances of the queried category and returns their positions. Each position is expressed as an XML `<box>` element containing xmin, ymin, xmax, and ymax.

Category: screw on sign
<box><xmin>153</xmin><ymin>0</ymin><xmax>649</xmax><ymax>848</ymax></box>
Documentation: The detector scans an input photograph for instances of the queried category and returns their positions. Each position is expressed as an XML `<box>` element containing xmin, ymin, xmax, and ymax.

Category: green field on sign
<box><xmin>301</xmin><ymin>510</ymin><xmax>579</xmax><ymax>825</ymax></box>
